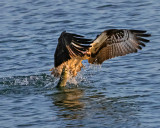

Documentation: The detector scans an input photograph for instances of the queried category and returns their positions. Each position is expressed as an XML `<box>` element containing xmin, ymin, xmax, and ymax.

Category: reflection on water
<box><xmin>0</xmin><ymin>0</ymin><xmax>159</xmax><ymax>127</ymax></box>
<box><xmin>53</xmin><ymin>88</ymin><xmax>84</xmax><ymax>110</ymax></box>
<box><xmin>51</xmin><ymin>87</ymin><xmax>84</xmax><ymax>120</ymax></box>
<box><xmin>50</xmin><ymin>87</ymin><xmax>141</xmax><ymax>127</ymax></box>
<box><xmin>0</xmin><ymin>75</ymin><xmax>143</xmax><ymax>127</ymax></box>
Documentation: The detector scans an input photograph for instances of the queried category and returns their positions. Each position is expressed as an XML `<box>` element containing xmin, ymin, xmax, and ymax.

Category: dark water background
<box><xmin>0</xmin><ymin>0</ymin><xmax>160</xmax><ymax>128</ymax></box>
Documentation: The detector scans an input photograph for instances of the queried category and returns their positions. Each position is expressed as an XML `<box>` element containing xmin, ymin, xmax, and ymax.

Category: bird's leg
<box><xmin>56</xmin><ymin>66</ymin><xmax>68</xmax><ymax>88</ymax></box>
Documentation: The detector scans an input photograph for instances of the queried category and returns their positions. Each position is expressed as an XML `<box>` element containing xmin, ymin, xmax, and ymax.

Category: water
<box><xmin>0</xmin><ymin>0</ymin><xmax>160</xmax><ymax>127</ymax></box>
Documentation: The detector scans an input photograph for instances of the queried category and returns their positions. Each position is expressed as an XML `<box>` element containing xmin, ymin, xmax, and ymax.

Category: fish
<box><xmin>56</xmin><ymin>66</ymin><xmax>68</xmax><ymax>88</ymax></box>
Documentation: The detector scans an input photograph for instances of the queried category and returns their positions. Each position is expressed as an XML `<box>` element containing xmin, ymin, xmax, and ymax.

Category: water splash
<box><xmin>0</xmin><ymin>64</ymin><xmax>105</xmax><ymax>89</ymax></box>
<box><xmin>0</xmin><ymin>73</ymin><xmax>55</xmax><ymax>86</ymax></box>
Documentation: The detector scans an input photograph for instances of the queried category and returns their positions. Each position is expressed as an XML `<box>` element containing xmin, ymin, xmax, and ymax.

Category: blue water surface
<box><xmin>0</xmin><ymin>0</ymin><xmax>160</xmax><ymax>128</ymax></box>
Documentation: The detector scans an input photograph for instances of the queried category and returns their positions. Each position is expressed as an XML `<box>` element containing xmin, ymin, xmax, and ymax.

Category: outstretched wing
<box><xmin>54</xmin><ymin>31</ymin><xmax>92</xmax><ymax>67</ymax></box>
<box><xmin>88</xmin><ymin>29</ymin><xmax>151</xmax><ymax>64</ymax></box>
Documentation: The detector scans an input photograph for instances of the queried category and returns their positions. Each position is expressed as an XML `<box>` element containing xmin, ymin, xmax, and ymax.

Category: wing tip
<box><xmin>130</xmin><ymin>29</ymin><xmax>147</xmax><ymax>33</ymax></box>
<box><xmin>130</xmin><ymin>29</ymin><xmax>151</xmax><ymax>37</ymax></box>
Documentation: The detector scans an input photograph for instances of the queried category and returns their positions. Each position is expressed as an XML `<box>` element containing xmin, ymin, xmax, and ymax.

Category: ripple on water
<box><xmin>0</xmin><ymin>0</ymin><xmax>160</xmax><ymax>128</ymax></box>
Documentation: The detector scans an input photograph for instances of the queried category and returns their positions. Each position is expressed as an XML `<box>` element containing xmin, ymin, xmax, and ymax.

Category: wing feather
<box><xmin>88</xmin><ymin>29</ymin><xmax>151</xmax><ymax>64</ymax></box>
<box><xmin>54</xmin><ymin>31</ymin><xmax>92</xmax><ymax>67</ymax></box>
<box><xmin>52</xmin><ymin>29</ymin><xmax>151</xmax><ymax>78</ymax></box>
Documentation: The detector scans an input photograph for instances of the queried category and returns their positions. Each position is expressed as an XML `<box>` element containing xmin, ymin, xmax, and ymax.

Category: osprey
<box><xmin>50</xmin><ymin>29</ymin><xmax>151</xmax><ymax>87</ymax></box>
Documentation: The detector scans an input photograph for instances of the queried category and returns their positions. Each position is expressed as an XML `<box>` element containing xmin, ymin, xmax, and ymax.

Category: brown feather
<box><xmin>51</xmin><ymin>29</ymin><xmax>151</xmax><ymax>82</ymax></box>
<box><xmin>88</xmin><ymin>29</ymin><xmax>151</xmax><ymax>64</ymax></box>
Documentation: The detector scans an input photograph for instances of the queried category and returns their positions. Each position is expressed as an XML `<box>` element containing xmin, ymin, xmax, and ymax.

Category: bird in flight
<box><xmin>50</xmin><ymin>29</ymin><xmax>151</xmax><ymax>87</ymax></box>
